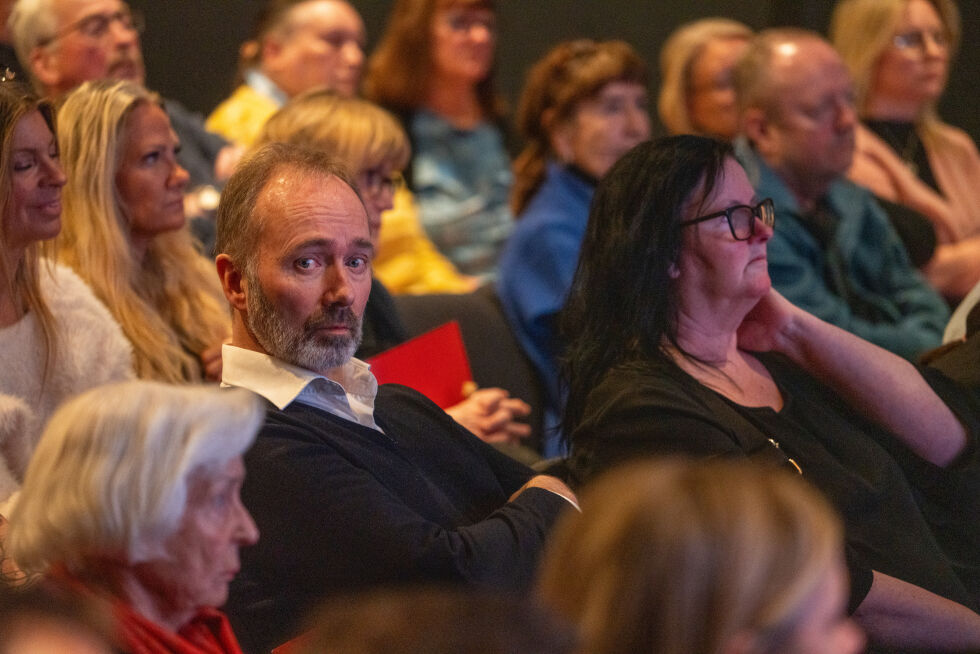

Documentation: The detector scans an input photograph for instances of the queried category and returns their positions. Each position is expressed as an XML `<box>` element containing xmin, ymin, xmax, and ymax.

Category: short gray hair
<box><xmin>215</xmin><ymin>141</ymin><xmax>359</xmax><ymax>274</ymax></box>
<box><xmin>8</xmin><ymin>0</ymin><xmax>58</xmax><ymax>91</ymax></box>
<box><xmin>8</xmin><ymin>381</ymin><xmax>265</xmax><ymax>573</ymax></box>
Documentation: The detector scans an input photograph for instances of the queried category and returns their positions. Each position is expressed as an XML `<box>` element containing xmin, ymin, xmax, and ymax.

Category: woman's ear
<box><xmin>547</xmin><ymin>111</ymin><xmax>575</xmax><ymax>164</ymax></box>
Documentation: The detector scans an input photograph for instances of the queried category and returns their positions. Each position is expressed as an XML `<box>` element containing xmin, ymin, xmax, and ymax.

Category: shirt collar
<box><xmin>245</xmin><ymin>69</ymin><xmax>288</xmax><ymax>108</ymax></box>
<box><xmin>220</xmin><ymin>344</ymin><xmax>378</xmax><ymax>410</ymax></box>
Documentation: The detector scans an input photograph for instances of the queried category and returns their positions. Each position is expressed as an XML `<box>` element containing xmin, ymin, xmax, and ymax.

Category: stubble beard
<box><xmin>244</xmin><ymin>271</ymin><xmax>363</xmax><ymax>373</ymax></box>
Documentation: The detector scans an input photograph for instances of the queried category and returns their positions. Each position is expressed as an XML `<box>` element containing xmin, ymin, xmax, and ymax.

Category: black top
<box><xmin>226</xmin><ymin>384</ymin><xmax>569</xmax><ymax>654</ymax></box>
<box><xmin>569</xmin><ymin>352</ymin><xmax>980</xmax><ymax>628</ymax></box>
<box><xmin>866</xmin><ymin>120</ymin><xmax>941</xmax><ymax>193</ymax></box>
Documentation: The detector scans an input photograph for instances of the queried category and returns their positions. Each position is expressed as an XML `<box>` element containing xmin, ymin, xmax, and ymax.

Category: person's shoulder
<box><xmin>40</xmin><ymin>263</ymin><xmax>120</xmax><ymax>333</ymax></box>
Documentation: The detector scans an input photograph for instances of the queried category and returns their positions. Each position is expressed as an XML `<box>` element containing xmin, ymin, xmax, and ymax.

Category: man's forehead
<box><xmin>254</xmin><ymin>169</ymin><xmax>369</xmax><ymax>237</ymax></box>
<box><xmin>56</xmin><ymin>0</ymin><xmax>125</xmax><ymax>24</ymax></box>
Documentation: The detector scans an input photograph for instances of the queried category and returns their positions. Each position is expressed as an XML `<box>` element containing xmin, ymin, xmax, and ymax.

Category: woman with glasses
<box><xmin>562</xmin><ymin>135</ymin><xmax>980</xmax><ymax>651</ymax></box>
<box><xmin>833</xmin><ymin>0</ymin><xmax>980</xmax><ymax>300</ymax></box>
<box><xmin>365</xmin><ymin>0</ymin><xmax>511</xmax><ymax>281</ymax></box>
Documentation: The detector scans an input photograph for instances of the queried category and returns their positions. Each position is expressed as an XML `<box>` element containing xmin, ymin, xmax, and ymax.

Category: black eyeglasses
<box><xmin>39</xmin><ymin>8</ymin><xmax>144</xmax><ymax>47</ymax></box>
<box><xmin>679</xmin><ymin>198</ymin><xmax>775</xmax><ymax>241</ymax></box>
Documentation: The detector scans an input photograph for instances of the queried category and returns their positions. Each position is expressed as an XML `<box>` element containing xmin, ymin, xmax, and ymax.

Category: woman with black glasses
<box><xmin>561</xmin><ymin>135</ymin><xmax>980</xmax><ymax>652</ymax></box>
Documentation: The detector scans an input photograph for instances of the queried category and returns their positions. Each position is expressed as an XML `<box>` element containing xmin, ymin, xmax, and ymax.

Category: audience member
<box><xmin>8</xmin><ymin>0</ymin><xmax>235</xmax><ymax>189</ymax></box>
<box><xmin>658</xmin><ymin>17</ymin><xmax>752</xmax><ymax>140</ymax></box>
<box><xmin>54</xmin><ymin>80</ymin><xmax>228</xmax><ymax>382</ymax></box>
<box><xmin>498</xmin><ymin>39</ymin><xmax>649</xmax><ymax>455</ymax></box>
<box><xmin>539</xmin><ymin>459</ymin><xmax>864</xmax><ymax>654</ymax></box>
<box><xmin>207</xmin><ymin>0</ymin><xmax>366</xmax><ymax>147</ymax></box>
<box><xmin>257</xmin><ymin>89</ymin><xmax>473</xmax><ymax>296</ymax></box>
<box><xmin>7</xmin><ymin>380</ymin><xmax>262</xmax><ymax>654</ymax></box>
<box><xmin>296</xmin><ymin>588</ymin><xmax>576</xmax><ymax>654</ymax></box>
<box><xmin>256</xmin><ymin>90</ymin><xmax>530</xmax><ymax>446</ymax></box>
<box><xmin>213</xmin><ymin>142</ymin><xmax>576</xmax><ymax>654</ymax></box>
<box><xmin>562</xmin><ymin>135</ymin><xmax>980</xmax><ymax>651</ymax></box>
<box><xmin>0</xmin><ymin>83</ymin><xmax>130</xmax><ymax>512</ymax></box>
<box><xmin>734</xmin><ymin>29</ymin><xmax>947</xmax><ymax>359</ymax></box>
<box><xmin>833</xmin><ymin>0</ymin><xmax>980</xmax><ymax>300</ymax></box>
<box><xmin>365</xmin><ymin>0</ymin><xmax>512</xmax><ymax>280</ymax></box>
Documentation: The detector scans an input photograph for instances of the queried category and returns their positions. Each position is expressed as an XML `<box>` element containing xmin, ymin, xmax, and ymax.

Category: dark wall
<box><xmin>130</xmin><ymin>1</ymin><xmax>977</xmax><ymax>142</ymax></box>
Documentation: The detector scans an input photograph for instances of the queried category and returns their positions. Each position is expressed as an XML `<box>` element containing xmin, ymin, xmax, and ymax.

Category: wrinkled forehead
<box><xmin>253</xmin><ymin>168</ymin><xmax>369</xmax><ymax>240</ymax></box>
<box><xmin>55</xmin><ymin>0</ymin><xmax>127</xmax><ymax>28</ymax></box>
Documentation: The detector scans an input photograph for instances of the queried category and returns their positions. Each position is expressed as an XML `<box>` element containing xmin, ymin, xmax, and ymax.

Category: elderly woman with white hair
<box><xmin>6</xmin><ymin>381</ymin><xmax>261</xmax><ymax>654</ymax></box>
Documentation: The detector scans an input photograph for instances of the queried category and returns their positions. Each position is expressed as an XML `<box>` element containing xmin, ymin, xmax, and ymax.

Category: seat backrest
<box><xmin>393</xmin><ymin>284</ymin><xmax>546</xmax><ymax>451</ymax></box>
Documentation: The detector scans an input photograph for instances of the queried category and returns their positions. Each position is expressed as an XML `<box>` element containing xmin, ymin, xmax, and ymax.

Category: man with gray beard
<box><xmin>213</xmin><ymin>142</ymin><xmax>577</xmax><ymax>654</ymax></box>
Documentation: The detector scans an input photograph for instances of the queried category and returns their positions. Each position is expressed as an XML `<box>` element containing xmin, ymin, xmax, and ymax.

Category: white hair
<box><xmin>8</xmin><ymin>381</ymin><xmax>265</xmax><ymax>573</ymax></box>
<box><xmin>7</xmin><ymin>0</ymin><xmax>58</xmax><ymax>91</ymax></box>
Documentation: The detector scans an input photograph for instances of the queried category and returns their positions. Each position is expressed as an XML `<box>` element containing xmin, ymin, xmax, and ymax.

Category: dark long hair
<box><xmin>560</xmin><ymin>135</ymin><xmax>733</xmax><ymax>439</ymax></box>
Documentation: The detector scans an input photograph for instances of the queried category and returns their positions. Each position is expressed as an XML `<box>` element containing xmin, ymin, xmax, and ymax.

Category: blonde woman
<box><xmin>538</xmin><ymin>459</ymin><xmax>865</xmax><ymax>654</ymax></box>
<box><xmin>256</xmin><ymin>89</ymin><xmax>475</xmax><ymax>295</ymax></box>
<box><xmin>833</xmin><ymin>0</ymin><xmax>980</xmax><ymax>299</ymax></box>
<box><xmin>54</xmin><ymin>80</ymin><xmax>229</xmax><ymax>383</ymax></box>
<box><xmin>658</xmin><ymin>18</ymin><xmax>752</xmax><ymax>140</ymax></box>
<box><xmin>0</xmin><ymin>83</ymin><xmax>130</xmax><ymax>511</ymax></box>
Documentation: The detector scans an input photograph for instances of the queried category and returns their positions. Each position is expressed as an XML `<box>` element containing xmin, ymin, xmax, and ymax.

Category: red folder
<box><xmin>366</xmin><ymin>321</ymin><xmax>473</xmax><ymax>408</ymax></box>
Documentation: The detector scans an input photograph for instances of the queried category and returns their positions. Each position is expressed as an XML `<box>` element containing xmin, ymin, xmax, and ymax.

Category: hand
<box><xmin>445</xmin><ymin>387</ymin><xmax>532</xmax><ymax>445</ymax></box>
<box><xmin>200</xmin><ymin>339</ymin><xmax>228</xmax><ymax>382</ymax></box>
<box><xmin>509</xmin><ymin>474</ymin><xmax>578</xmax><ymax>509</ymax></box>
<box><xmin>736</xmin><ymin>288</ymin><xmax>799</xmax><ymax>353</ymax></box>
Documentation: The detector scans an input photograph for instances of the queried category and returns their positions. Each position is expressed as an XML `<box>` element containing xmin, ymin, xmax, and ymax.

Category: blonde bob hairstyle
<box><xmin>658</xmin><ymin>17</ymin><xmax>753</xmax><ymax>137</ymax></box>
<box><xmin>8</xmin><ymin>381</ymin><xmax>263</xmax><ymax>573</ymax></box>
<box><xmin>0</xmin><ymin>83</ymin><xmax>58</xmax><ymax>383</ymax></box>
<box><xmin>256</xmin><ymin>89</ymin><xmax>411</xmax><ymax>177</ymax></box>
<box><xmin>51</xmin><ymin>80</ymin><xmax>228</xmax><ymax>383</ymax></box>
<box><xmin>537</xmin><ymin>459</ymin><xmax>846</xmax><ymax>654</ymax></box>
<box><xmin>511</xmin><ymin>39</ymin><xmax>647</xmax><ymax>215</ymax></box>
<box><xmin>831</xmin><ymin>0</ymin><xmax>960</xmax><ymax>129</ymax></box>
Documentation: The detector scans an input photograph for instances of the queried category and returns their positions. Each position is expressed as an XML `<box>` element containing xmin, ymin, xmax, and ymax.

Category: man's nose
<box><xmin>323</xmin><ymin>264</ymin><xmax>355</xmax><ymax>307</ymax></box>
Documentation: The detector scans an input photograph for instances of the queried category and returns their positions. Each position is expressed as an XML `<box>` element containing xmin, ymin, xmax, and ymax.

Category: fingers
<box><xmin>447</xmin><ymin>390</ymin><xmax>533</xmax><ymax>444</ymax></box>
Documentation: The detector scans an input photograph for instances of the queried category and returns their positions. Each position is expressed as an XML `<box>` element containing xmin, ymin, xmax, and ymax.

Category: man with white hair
<box><xmin>734</xmin><ymin>28</ymin><xmax>948</xmax><ymax>359</ymax></box>
<box><xmin>8</xmin><ymin>0</ymin><xmax>234</xmax><ymax>188</ymax></box>
<box><xmin>214</xmin><ymin>142</ymin><xmax>577</xmax><ymax>654</ymax></box>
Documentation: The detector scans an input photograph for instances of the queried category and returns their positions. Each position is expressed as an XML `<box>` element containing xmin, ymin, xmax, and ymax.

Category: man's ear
<box><xmin>29</xmin><ymin>47</ymin><xmax>60</xmax><ymax>92</ymax></box>
<box><xmin>216</xmin><ymin>254</ymin><xmax>248</xmax><ymax>311</ymax></box>
<box><xmin>742</xmin><ymin>107</ymin><xmax>772</xmax><ymax>154</ymax></box>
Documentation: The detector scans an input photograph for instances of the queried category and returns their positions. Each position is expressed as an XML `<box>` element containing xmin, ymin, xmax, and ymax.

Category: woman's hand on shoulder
<box><xmin>736</xmin><ymin>289</ymin><xmax>800</xmax><ymax>354</ymax></box>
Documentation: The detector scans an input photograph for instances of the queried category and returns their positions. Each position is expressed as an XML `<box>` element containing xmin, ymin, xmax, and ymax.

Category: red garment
<box><xmin>113</xmin><ymin>601</ymin><xmax>244</xmax><ymax>654</ymax></box>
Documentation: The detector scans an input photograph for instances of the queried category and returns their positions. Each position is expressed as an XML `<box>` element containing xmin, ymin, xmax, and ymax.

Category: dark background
<box><xmin>129</xmin><ymin>1</ymin><xmax>979</xmax><ymax>142</ymax></box>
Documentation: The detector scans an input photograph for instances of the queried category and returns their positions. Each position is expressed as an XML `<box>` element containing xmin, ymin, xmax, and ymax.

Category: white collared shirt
<box><xmin>221</xmin><ymin>344</ymin><xmax>383</xmax><ymax>432</ymax></box>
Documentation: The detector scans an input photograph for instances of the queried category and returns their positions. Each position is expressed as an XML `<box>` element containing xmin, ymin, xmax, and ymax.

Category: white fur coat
<box><xmin>0</xmin><ymin>263</ymin><xmax>133</xmax><ymax>512</ymax></box>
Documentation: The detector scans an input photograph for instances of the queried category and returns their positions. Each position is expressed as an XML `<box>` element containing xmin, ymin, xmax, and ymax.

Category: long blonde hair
<box><xmin>831</xmin><ymin>0</ymin><xmax>960</xmax><ymax>132</ymax></box>
<box><xmin>538</xmin><ymin>459</ymin><xmax>846</xmax><ymax>654</ymax></box>
<box><xmin>0</xmin><ymin>83</ymin><xmax>58</xmax><ymax>384</ymax></box>
<box><xmin>52</xmin><ymin>80</ymin><xmax>227</xmax><ymax>383</ymax></box>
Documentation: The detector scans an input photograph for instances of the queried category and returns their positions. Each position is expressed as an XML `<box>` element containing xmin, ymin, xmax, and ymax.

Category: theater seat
<box><xmin>393</xmin><ymin>284</ymin><xmax>547</xmax><ymax>453</ymax></box>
